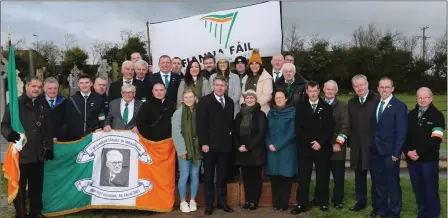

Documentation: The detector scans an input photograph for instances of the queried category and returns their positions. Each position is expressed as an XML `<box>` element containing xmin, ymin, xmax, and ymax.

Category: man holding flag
<box><xmin>1</xmin><ymin>38</ymin><xmax>54</xmax><ymax>218</ymax></box>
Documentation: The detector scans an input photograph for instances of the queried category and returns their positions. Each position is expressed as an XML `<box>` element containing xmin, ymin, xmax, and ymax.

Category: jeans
<box><xmin>178</xmin><ymin>157</ymin><xmax>201</xmax><ymax>201</ymax></box>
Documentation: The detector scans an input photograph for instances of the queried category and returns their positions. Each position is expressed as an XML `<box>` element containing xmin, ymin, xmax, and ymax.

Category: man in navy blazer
<box><xmin>370</xmin><ymin>77</ymin><xmax>408</xmax><ymax>218</ymax></box>
<box><xmin>149</xmin><ymin>55</ymin><xmax>182</xmax><ymax>104</ymax></box>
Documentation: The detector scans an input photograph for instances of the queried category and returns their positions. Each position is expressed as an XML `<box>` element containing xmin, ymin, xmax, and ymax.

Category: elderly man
<box><xmin>271</xmin><ymin>55</ymin><xmax>285</xmax><ymax>82</ymax></box>
<box><xmin>347</xmin><ymin>74</ymin><xmax>380</xmax><ymax>213</ymax></box>
<box><xmin>149</xmin><ymin>55</ymin><xmax>182</xmax><ymax>104</ymax></box>
<box><xmin>371</xmin><ymin>77</ymin><xmax>407</xmax><ymax>218</ymax></box>
<box><xmin>197</xmin><ymin>75</ymin><xmax>235</xmax><ymax>216</ymax></box>
<box><xmin>108</xmin><ymin>60</ymin><xmax>148</xmax><ymax>101</ymax></box>
<box><xmin>100</xmin><ymin>150</ymin><xmax>128</xmax><ymax>187</ymax></box>
<box><xmin>274</xmin><ymin>63</ymin><xmax>307</xmax><ymax>107</ymax></box>
<box><xmin>93</xmin><ymin>75</ymin><xmax>110</xmax><ymax>128</ymax></box>
<box><xmin>405</xmin><ymin>87</ymin><xmax>445</xmax><ymax>218</ymax></box>
<box><xmin>322</xmin><ymin>80</ymin><xmax>350</xmax><ymax>209</ymax></box>
<box><xmin>172</xmin><ymin>57</ymin><xmax>184</xmax><ymax>77</ymax></box>
<box><xmin>135</xmin><ymin>60</ymin><xmax>149</xmax><ymax>82</ymax></box>
<box><xmin>40</xmin><ymin>77</ymin><xmax>67</xmax><ymax>141</ymax></box>
<box><xmin>231</xmin><ymin>56</ymin><xmax>247</xmax><ymax>88</ymax></box>
<box><xmin>2</xmin><ymin>76</ymin><xmax>53</xmax><ymax>218</ymax></box>
<box><xmin>136</xmin><ymin>82</ymin><xmax>176</xmax><ymax>141</ymax></box>
<box><xmin>284</xmin><ymin>53</ymin><xmax>295</xmax><ymax>64</ymax></box>
<box><xmin>200</xmin><ymin>54</ymin><xmax>217</xmax><ymax>80</ymax></box>
<box><xmin>103</xmin><ymin>84</ymin><xmax>141</xmax><ymax>132</ymax></box>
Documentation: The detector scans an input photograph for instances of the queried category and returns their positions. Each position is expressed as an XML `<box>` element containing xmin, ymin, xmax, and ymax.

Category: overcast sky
<box><xmin>1</xmin><ymin>1</ymin><xmax>446</xmax><ymax>63</ymax></box>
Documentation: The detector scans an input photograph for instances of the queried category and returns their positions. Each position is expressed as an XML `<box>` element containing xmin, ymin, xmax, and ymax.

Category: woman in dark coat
<box><xmin>265</xmin><ymin>89</ymin><xmax>297</xmax><ymax>211</ymax></box>
<box><xmin>234</xmin><ymin>90</ymin><xmax>267</xmax><ymax>210</ymax></box>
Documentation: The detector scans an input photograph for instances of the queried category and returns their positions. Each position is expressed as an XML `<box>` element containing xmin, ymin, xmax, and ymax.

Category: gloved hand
<box><xmin>7</xmin><ymin>131</ymin><xmax>20</xmax><ymax>143</ymax></box>
<box><xmin>44</xmin><ymin>149</ymin><xmax>54</xmax><ymax>161</ymax></box>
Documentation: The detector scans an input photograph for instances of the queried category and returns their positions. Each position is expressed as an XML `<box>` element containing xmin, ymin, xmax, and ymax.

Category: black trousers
<box><xmin>14</xmin><ymin>162</ymin><xmax>44</xmax><ymax>218</ymax></box>
<box><xmin>297</xmin><ymin>151</ymin><xmax>331</xmax><ymax>206</ymax></box>
<box><xmin>241</xmin><ymin>166</ymin><xmax>262</xmax><ymax>204</ymax></box>
<box><xmin>270</xmin><ymin>175</ymin><xmax>292</xmax><ymax>209</ymax></box>
<box><xmin>203</xmin><ymin>150</ymin><xmax>229</xmax><ymax>207</ymax></box>
<box><xmin>330</xmin><ymin>160</ymin><xmax>345</xmax><ymax>205</ymax></box>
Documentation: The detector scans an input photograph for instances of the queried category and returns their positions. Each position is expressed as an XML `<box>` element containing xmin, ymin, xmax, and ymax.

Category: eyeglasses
<box><xmin>121</xmin><ymin>91</ymin><xmax>135</xmax><ymax>95</ymax></box>
<box><xmin>353</xmin><ymin>83</ymin><xmax>366</xmax><ymax>88</ymax></box>
<box><xmin>110</xmin><ymin>161</ymin><xmax>123</xmax><ymax>167</ymax></box>
<box><xmin>417</xmin><ymin>97</ymin><xmax>431</xmax><ymax>101</ymax></box>
<box><xmin>378</xmin><ymin>86</ymin><xmax>392</xmax><ymax>90</ymax></box>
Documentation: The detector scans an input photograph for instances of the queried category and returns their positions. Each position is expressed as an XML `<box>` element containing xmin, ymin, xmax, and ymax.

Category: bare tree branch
<box><xmin>282</xmin><ymin>24</ymin><xmax>305</xmax><ymax>53</ymax></box>
<box><xmin>352</xmin><ymin>22</ymin><xmax>382</xmax><ymax>48</ymax></box>
<box><xmin>90</xmin><ymin>41</ymin><xmax>114</xmax><ymax>65</ymax></box>
<box><xmin>63</xmin><ymin>33</ymin><xmax>78</xmax><ymax>51</ymax></box>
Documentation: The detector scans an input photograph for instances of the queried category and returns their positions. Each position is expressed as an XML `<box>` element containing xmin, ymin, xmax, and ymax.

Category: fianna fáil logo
<box><xmin>200</xmin><ymin>11</ymin><xmax>239</xmax><ymax>49</ymax></box>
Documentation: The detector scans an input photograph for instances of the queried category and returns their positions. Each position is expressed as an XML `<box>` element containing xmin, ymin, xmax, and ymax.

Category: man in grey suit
<box><xmin>103</xmin><ymin>84</ymin><xmax>142</xmax><ymax>132</ymax></box>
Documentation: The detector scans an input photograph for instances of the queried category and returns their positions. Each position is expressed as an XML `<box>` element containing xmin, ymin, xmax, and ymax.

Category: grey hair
<box><xmin>213</xmin><ymin>75</ymin><xmax>228</xmax><ymax>85</ymax></box>
<box><xmin>121</xmin><ymin>60</ymin><xmax>133</xmax><ymax>70</ymax></box>
<box><xmin>324</xmin><ymin>80</ymin><xmax>338</xmax><ymax>91</ymax></box>
<box><xmin>417</xmin><ymin>87</ymin><xmax>433</xmax><ymax>97</ymax></box>
<box><xmin>351</xmin><ymin>74</ymin><xmax>368</xmax><ymax>85</ymax></box>
<box><xmin>44</xmin><ymin>77</ymin><xmax>59</xmax><ymax>86</ymax></box>
<box><xmin>271</xmin><ymin>55</ymin><xmax>284</xmax><ymax>60</ymax></box>
<box><xmin>25</xmin><ymin>76</ymin><xmax>41</xmax><ymax>85</ymax></box>
<box><xmin>134</xmin><ymin>60</ymin><xmax>148</xmax><ymax>69</ymax></box>
<box><xmin>121</xmin><ymin>84</ymin><xmax>136</xmax><ymax>93</ymax></box>
<box><xmin>95</xmin><ymin>75</ymin><xmax>109</xmax><ymax>84</ymax></box>
<box><xmin>281</xmin><ymin>63</ymin><xmax>296</xmax><ymax>73</ymax></box>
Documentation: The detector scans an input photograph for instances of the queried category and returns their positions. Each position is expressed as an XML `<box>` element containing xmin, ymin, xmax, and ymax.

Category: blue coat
<box><xmin>265</xmin><ymin>105</ymin><xmax>298</xmax><ymax>177</ymax></box>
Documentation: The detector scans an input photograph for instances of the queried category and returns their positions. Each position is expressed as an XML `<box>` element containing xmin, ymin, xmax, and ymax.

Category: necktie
<box><xmin>219</xmin><ymin>96</ymin><xmax>225</xmax><ymax>109</ymax></box>
<box><xmin>123</xmin><ymin>103</ymin><xmax>129</xmax><ymax>125</ymax></box>
<box><xmin>83</xmin><ymin>95</ymin><xmax>88</xmax><ymax>100</ymax></box>
<box><xmin>32</xmin><ymin>99</ymin><xmax>35</xmax><ymax>106</ymax></box>
<box><xmin>418</xmin><ymin>109</ymin><xmax>425</xmax><ymax>122</ymax></box>
<box><xmin>125</xmin><ymin>80</ymin><xmax>131</xmax><ymax>84</ymax></box>
<box><xmin>311</xmin><ymin>104</ymin><xmax>317</xmax><ymax>112</ymax></box>
<box><xmin>275</xmin><ymin>72</ymin><xmax>280</xmax><ymax>81</ymax></box>
<box><xmin>377</xmin><ymin>101</ymin><xmax>385</xmax><ymax>120</ymax></box>
<box><xmin>360</xmin><ymin>97</ymin><xmax>365</xmax><ymax>104</ymax></box>
<box><xmin>163</xmin><ymin>75</ymin><xmax>169</xmax><ymax>88</ymax></box>
<box><xmin>49</xmin><ymin>99</ymin><xmax>55</xmax><ymax>109</ymax></box>
<box><xmin>286</xmin><ymin>83</ymin><xmax>292</xmax><ymax>95</ymax></box>
<box><xmin>325</xmin><ymin>100</ymin><xmax>330</xmax><ymax>104</ymax></box>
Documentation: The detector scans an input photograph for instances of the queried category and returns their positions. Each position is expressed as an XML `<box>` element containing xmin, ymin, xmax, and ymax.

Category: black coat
<box><xmin>347</xmin><ymin>91</ymin><xmax>380</xmax><ymax>170</ymax></box>
<box><xmin>149</xmin><ymin>72</ymin><xmax>182</xmax><ymax>104</ymax></box>
<box><xmin>200</xmin><ymin>69</ymin><xmax>217</xmax><ymax>80</ymax></box>
<box><xmin>329</xmin><ymin>98</ymin><xmax>351</xmax><ymax>160</ymax></box>
<box><xmin>108</xmin><ymin>79</ymin><xmax>148</xmax><ymax>102</ymax></box>
<box><xmin>197</xmin><ymin>93</ymin><xmax>235</xmax><ymax>152</ymax></box>
<box><xmin>136</xmin><ymin>96</ymin><xmax>176</xmax><ymax>141</ymax></box>
<box><xmin>295</xmin><ymin>98</ymin><xmax>335</xmax><ymax>155</ymax></box>
<box><xmin>64</xmin><ymin>92</ymin><xmax>105</xmax><ymax>141</ymax></box>
<box><xmin>234</xmin><ymin>104</ymin><xmax>267</xmax><ymax>166</ymax></box>
<box><xmin>96</xmin><ymin>92</ymin><xmax>110</xmax><ymax>128</ymax></box>
<box><xmin>39</xmin><ymin>94</ymin><xmax>68</xmax><ymax>140</ymax></box>
<box><xmin>1</xmin><ymin>95</ymin><xmax>53</xmax><ymax>163</ymax></box>
<box><xmin>274</xmin><ymin>74</ymin><xmax>308</xmax><ymax>107</ymax></box>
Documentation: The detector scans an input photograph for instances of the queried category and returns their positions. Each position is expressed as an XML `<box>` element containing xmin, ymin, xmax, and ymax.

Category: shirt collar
<box><xmin>359</xmin><ymin>91</ymin><xmax>369</xmax><ymax>100</ymax></box>
<box><xmin>214</xmin><ymin>93</ymin><xmax>224</xmax><ymax>101</ymax></box>
<box><xmin>161</xmin><ymin>72</ymin><xmax>171</xmax><ymax>77</ymax></box>
<box><xmin>285</xmin><ymin>77</ymin><xmax>295</xmax><ymax>84</ymax></box>
<box><xmin>81</xmin><ymin>91</ymin><xmax>91</xmax><ymax>98</ymax></box>
<box><xmin>325</xmin><ymin>97</ymin><xmax>335</xmax><ymax>105</ymax></box>
<box><xmin>380</xmin><ymin>94</ymin><xmax>393</xmax><ymax>105</ymax></box>
<box><xmin>45</xmin><ymin>94</ymin><xmax>55</xmax><ymax>101</ymax></box>
<box><xmin>309</xmin><ymin>99</ymin><xmax>319</xmax><ymax>105</ymax></box>
<box><xmin>121</xmin><ymin>98</ymin><xmax>135</xmax><ymax>106</ymax></box>
<box><xmin>123</xmin><ymin>78</ymin><xmax>133</xmax><ymax>84</ymax></box>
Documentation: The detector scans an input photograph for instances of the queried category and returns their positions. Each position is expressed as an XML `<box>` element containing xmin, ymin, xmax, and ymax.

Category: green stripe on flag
<box><xmin>42</xmin><ymin>135</ymin><xmax>94</xmax><ymax>214</ymax></box>
<box><xmin>201</xmin><ymin>12</ymin><xmax>235</xmax><ymax>20</ymax></box>
<box><xmin>7</xmin><ymin>45</ymin><xmax>24</xmax><ymax>133</ymax></box>
<box><xmin>433</xmin><ymin>127</ymin><xmax>444</xmax><ymax>132</ymax></box>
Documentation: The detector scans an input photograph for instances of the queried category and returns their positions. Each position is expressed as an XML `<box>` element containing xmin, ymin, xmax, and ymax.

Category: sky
<box><xmin>1</xmin><ymin>1</ymin><xmax>446</xmax><ymax>64</ymax></box>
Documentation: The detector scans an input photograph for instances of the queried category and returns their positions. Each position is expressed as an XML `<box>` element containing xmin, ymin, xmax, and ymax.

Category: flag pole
<box><xmin>146</xmin><ymin>21</ymin><xmax>152</xmax><ymax>66</ymax></box>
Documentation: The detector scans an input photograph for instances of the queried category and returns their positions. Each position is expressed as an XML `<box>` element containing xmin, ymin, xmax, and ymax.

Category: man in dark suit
<box><xmin>149</xmin><ymin>55</ymin><xmax>182</xmax><ymax>104</ymax></box>
<box><xmin>274</xmin><ymin>63</ymin><xmax>308</xmax><ymax>107</ymax></box>
<box><xmin>347</xmin><ymin>74</ymin><xmax>380</xmax><ymax>213</ymax></box>
<box><xmin>108</xmin><ymin>60</ymin><xmax>148</xmax><ymax>102</ymax></box>
<box><xmin>370</xmin><ymin>77</ymin><xmax>407</xmax><ymax>218</ymax></box>
<box><xmin>197</xmin><ymin>75</ymin><xmax>235</xmax><ymax>216</ymax></box>
<box><xmin>291</xmin><ymin>81</ymin><xmax>335</xmax><ymax>215</ymax></box>
<box><xmin>103</xmin><ymin>84</ymin><xmax>142</xmax><ymax>132</ymax></box>
<box><xmin>40</xmin><ymin>77</ymin><xmax>67</xmax><ymax>142</ymax></box>
<box><xmin>100</xmin><ymin>150</ymin><xmax>129</xmax><ymax>187</ymax></box>
<box><xmin>93</xmin><ymin>75</ymin><xmax>110</xmax><ymax>128</ymax></box>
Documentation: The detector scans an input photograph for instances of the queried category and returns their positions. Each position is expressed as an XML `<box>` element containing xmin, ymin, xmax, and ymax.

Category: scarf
<box><xmin>239</xmin><ymin>103</ymin><xmax>260</xmax><ymax>137</ymax></box>
<box><xmin>181</xmin><ymin>103</ymin><xmax>203</xmax><ymax>166</ymax></box>
<box><xmin>245</xmin><ymin>73</ymin><xmax>260</xmax><ymax>91</ymax></box>
<box><xmin>186</xmin><ymin>77</ymin><xmax>203</xmax><ymax>98</ymax></box>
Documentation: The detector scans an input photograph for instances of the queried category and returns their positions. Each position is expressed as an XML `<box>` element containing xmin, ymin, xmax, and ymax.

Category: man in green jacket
<box><xmin>323</xmin><ymin>80</ymin><xmax>350</xmax><ymax>209</ymax></box>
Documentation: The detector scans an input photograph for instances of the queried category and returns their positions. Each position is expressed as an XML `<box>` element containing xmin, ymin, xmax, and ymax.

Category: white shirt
<box><xmin>160</xmin><ymin>72</ymin><xmax>171</xmax><ymax>86</ymax></box>
<box><xmin>81</xmin><ymin>91</ymin><xmax>91</xmax><ymax>99</ymax></box>
<box><xmin>272</xmin><ymin>70</ymin><xmax>283</xmax><ymax>81</ymax></box>
<box><xmin>215</xmin><ymin>94</ymin><xmax>225</xmax><ymax>106</ymax></box>
<box><xmin>359</xmin><ymin>91</ymin><xmax>369</xmax><ymax>103</ymax></box>
<box><xmin>45</xmin><ymin>95</ymin><xmax>56</xmax><ymax>106</ymax></box>
<box><xmin>285</xmin><ymin>77</ymin><xmax>295</xmax><ymax>84</ymax></box>
<box><xmin>123</xmin><ymin>78</ymin><xmax>133</xmax><ymax>85</ymax></box>
<box><xmin>120</xmin><ymin>99</ymin><xmax>135</xmax><ymax>122</ymax></box>
<box><xmin>325</xmin><ymin>98</ymin><xmax>335</xmax><ymax>105</ymax></box>
<box><xmin>376</xmin><ymin>94</ymin><xmax>393</xmax><ymax>120</ymax></box>
<box><xmin>136</xmin><ymin>77</ymin><xmax>145</xmax><ymax>81</ymax></box>
<box><xmin>309</xmin><ymin>99</ymin><xmax>319</xmax><ymax>106</ymax></box>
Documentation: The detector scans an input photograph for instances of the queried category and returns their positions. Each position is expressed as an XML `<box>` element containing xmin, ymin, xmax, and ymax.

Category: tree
<box><xmin>62</xmin><ymin>33</ymin><xmax>78</xmax><ymax>51</ymax></box>
<box><xmin>32</xmin><ymin>40</ymin><xmax>63</xmax><ymax>65</ymax></box>
<box><xmin>352</xmin><ymin>23</ymin><xmax>382</xmax><ymax>48</ymax></box>
<box><xmin>61</xmin><ymin>47</ymin><xmax>89</xmax><ymax>76</ymax></box>
<box><xmin>102</xmin><ymin>45</ymin><xmax>121</xmax><ymax>65</ymax></box>
<box><xmin>3</xmin><ymin>37</ymin><xmax>27</xmax><ymax>51</ymax></box>
<box><xmin>283</xmin><ymin>24</ymin><xmax>305</xmax><ymax>54</ymax></box>
<box><xmin>90</xmin><ymin>41</ymin><xmax>113</xmax><ymax>65</ymax></box>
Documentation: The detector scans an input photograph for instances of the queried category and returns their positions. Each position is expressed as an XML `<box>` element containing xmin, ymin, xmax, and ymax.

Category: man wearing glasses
<box><xmin>103</xmin><ymin>84</ymin><xmax>141</xmax><ymax>132</ymax></box>
<box><xmin>100</xmin><ymin>150</ymin><xmax>128</xmax><ymax>187</ymax></box>
<box><xmin>370</xmin><ymin>77</ymin><xmax>408</xmax><ymax>218</ymax></box>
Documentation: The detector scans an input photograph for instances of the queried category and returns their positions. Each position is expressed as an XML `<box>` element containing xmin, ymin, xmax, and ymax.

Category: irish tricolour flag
<box><xmin>41</xmin><ymin>131</ymin><xmax>176</xmax><ymax>217</ymax></box>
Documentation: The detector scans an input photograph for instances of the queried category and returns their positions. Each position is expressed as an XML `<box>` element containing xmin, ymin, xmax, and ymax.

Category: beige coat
<box><xmin>240</xmin><ymin>70</ymin><xmax>273</xmax><ymax>114</ymax></box>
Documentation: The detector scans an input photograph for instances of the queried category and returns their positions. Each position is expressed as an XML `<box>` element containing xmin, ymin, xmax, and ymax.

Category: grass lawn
<box><xmin>338</xmin><ymin>94</ymin><xmax>448</xmax><ymax>152</ymax></box>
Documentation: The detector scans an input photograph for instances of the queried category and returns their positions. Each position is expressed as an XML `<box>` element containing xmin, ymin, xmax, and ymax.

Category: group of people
<box><xmin>1</xmin><ymin>48</ymin><xmax>444</xmax><ymax>218</ymax></box>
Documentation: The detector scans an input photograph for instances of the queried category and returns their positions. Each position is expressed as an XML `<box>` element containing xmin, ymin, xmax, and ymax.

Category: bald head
<box><xmin>416</xmin><ymin>87</ymin><xmax>433</xmax><ymax>109</ymax></box>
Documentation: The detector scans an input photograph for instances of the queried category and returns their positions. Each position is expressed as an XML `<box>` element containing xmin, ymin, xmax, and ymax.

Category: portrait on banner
<box><xmin>100</xmin><ymin>148</ymin><xmax>130</xmax><ymax>187</ymax></box>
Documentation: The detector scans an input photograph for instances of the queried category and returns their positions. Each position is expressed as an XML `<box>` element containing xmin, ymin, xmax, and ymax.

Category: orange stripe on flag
<box><xmin>202</xmin><ymin>17</ymin><xmax>232</xmax><ymax>23</ymax></box>
<box><xmin>136</xmin><ymin>135</ymin><xmax>176</xmax><ymax>212</ymax></box>
<box><xmin>431</xmin><ymin>133</ymin><xmax>443</xmax><ymax>139</ymax></box>
<box><xmin>2</xmin><ymin>143</ymin><xmax>20</xmax><ymax>204</ymax></box>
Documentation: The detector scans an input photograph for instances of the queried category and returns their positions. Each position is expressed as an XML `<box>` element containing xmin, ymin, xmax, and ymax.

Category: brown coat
<box><xmin>330</xmin><ymin>98</ymin><xmax>351</xmax><ymax>160</ymax></box>
<box><xmin>240</xmin><ymin>70</ymin><xmax>273</xmax><ymax>115</ymax></box>
<box><xmin>347</xmin><ymin>91</ymin><xmax>380</xmax><ymax>170</ymax></box>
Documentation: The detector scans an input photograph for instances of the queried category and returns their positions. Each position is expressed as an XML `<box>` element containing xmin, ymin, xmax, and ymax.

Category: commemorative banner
<box><xmin>35</xmin><ymin>131</ymin><xmax>176</xmax><ymax>217</ymax></box>
<box><xmin>149</xmin><ymin>1</ymin><xmax>282</xmax><ymax>72</ymax></box>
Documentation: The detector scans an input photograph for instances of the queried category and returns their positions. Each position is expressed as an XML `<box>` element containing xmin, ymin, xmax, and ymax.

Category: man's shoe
<box><xmin>242</xmin><ymin>202</ymin><xmax>250</xmax><ymax>210</ymax></box>
<box><xmin>320</xmin><ymin>205</ymin><xmax>330</xmax><ymax>212</ymax></box>
<box><xmin>290</xmin><ymin>205</ymin><xmax>308</xmax><ymax>215</ymax></box>
<box><xmin>334</xmin><ymin>203</ymin><xmax>343</xmax><ymax>209</ymax></box>
<box><xmin>217</xmin><ymin>204</ymin><xmax>234</xmax><ymax>212</ymax></box>
<box><xmin>204</xmin><ymin>207</ymin><xmax>213</xmax><ymax>216</ymax></box>
<box><xmin>248</xmin><ymin>203</ymin><xmax>258</xmax><ymax>211</ymax></box>
<box><xmin>349</xmin><ymin>203</ymin><xmax>366</xmax><ymax>212</ymax></box>
<box><xmin>369</xmin><ymin>210</ymin><xmax>379</xmax><ymax>218</ymax></box>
